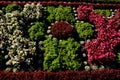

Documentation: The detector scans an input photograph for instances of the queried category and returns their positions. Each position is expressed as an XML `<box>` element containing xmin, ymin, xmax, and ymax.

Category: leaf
<box><xmin>5</xmin><ymin>68</ymin><xmax>11</xmax><ymax>72</ymax></box>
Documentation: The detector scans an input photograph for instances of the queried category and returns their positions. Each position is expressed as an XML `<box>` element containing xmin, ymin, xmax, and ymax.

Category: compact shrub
<box><xmin>47</xmin><ymin>5</ymin><xmax>75</xmax><ymax>24</ymax></box>
<box><xmin>51</xmin><ymin>21</ymin><xmax>74</xmax><ymax>39</ymax></box>
<box><xmin>95</xmin><ymin>9</ymin><xmax>111</xmax><ymax>17</ymax></box>
<box><xmin>43</xmin><ymin>36</ymin><xmax>81</xmax><ymax>71</ymax></box>
<box><xmin>28</xmin><ymin>22</ymin><xmax>45</xmax><ymax>41</ymax></box>
<box><xmin>75</xmin><ymin>22</ymin><xmax>94</xmax><ymax>40</ymax></box>
<box><xmin>5</xmin><ymin>4</ymin><xmax>22</xmax><ymax>13</ymax></box>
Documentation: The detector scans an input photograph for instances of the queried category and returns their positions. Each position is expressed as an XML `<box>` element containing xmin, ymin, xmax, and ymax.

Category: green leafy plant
<box><xmin>75</xmin><ymin>22</ymin><xmax>94</xmax><ymax>40</ymax></box>
<box><xmin>95</xmin><ymin>9</ymin><xmax>111</xmax><ymax>17</ymax></box>
<box><xmin>47</xmin><ymin>5</ymin><xmax>75</xmax><ymax>24</ymax></box>
<box><xmin>5</xmin><ymin>4</ymin><xmax>22</xmax><ymax>13</ymax></box>
<box><xmin>28</xmin><ymin>22</ymin><xmax>45</xmax><ymax>41</ymax></box>
<box><xmin>43</xmin><ymin>36</ymin><xmax>81</xmax><ymax>71</ymax></box>
<box><xmin>117</xmin><ymin>52</ymin><xmax>120</xmax><ymax>64</ymax></box>
<box><xmin>58</xmin><ymin>38</ymin><xmax>81</xmax><ymax>70</ymax></box>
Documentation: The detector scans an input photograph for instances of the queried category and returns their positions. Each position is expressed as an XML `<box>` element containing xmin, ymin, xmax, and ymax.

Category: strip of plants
<box><xmin>0</xmin><ymin>69</ymin><xmax>119</xmax><ymax>80</ymax></box>
<box><xmin>1</xmin><ymin>0</ymin><xmax>120</xmax><ymax>3</ymax></box>
<box><xmin>0</xmin><ymin>1</ymin><xmax>120</xmax><ymax>8</ymax></box>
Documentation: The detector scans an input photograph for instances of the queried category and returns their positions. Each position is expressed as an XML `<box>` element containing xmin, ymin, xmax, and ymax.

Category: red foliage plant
<box><xmin>0</xmin><ymin>69</ymin><xmax>120</xmax><ymax>80</ymax></box>
<box><xmin>77</xmin><ymin>5</ymin><xmax>120</xmax><ymax>65</ymax></box>
<box><xmin>51</xmin><ymin>21</ymin><xmax>74</xmax><ymax>39</ymax></box>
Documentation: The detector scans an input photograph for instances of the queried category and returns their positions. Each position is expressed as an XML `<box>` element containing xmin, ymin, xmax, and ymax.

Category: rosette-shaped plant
<box><xmin>43</xmin><ymin>36</ymin><xmax>81</xmax><ymax>71</ymax></box>
<box><xmin>28</xmin><ymin>22</ymin><xmax>45</xmax><ymax>41</ymax></box>
<box><xmin>51</xmin><ymin>21</ymin><xmax>74</xmax><ymax>39</ymax></box>
<box><xmin>75</xmin><ymin>22</ymin><xmax>94</xmax><ymax>40</ymax></box>
<box><xmin>47</xmin><ymin>5</ymin><xmax>75</xmax><ymax>24</ymax></box>
<box><xmin>22</xmin><ymin>3</ymin><xmax>42</xmax><ymax>20</ymax></box>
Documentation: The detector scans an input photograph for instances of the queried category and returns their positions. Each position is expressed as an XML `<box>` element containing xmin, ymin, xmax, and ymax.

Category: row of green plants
<box><xmin>0</xmin><ymin>3</ymin><xmax>120</xmax><ymax>72</ymax></box>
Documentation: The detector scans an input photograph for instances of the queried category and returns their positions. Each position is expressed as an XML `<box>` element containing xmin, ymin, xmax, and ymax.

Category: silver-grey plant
<box><xmin>0</xmin><ymin>10</ymin><xmax>37</xmax><ymax>72</ymax></box>
<box><xmin>22</xmin><ymin>3</ymin><xmax>42</xmax><ymax>20</ymax></box>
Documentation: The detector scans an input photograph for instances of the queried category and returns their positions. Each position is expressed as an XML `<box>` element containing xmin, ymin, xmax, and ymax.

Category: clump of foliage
<box><xmin>47</xmin><ymin>5</ymin><xmax>75</xmax><ymax>24</ymax></box>
<box><xmin>43</xmin><ymin>36</ymin><xmax>81</xmax><ymax>71</ymax></box>
<box><xmin>28</xmin><ymin>22</ymin><xmax>45</xmax><ymax>41</ymax></box>
<box><xmin>117</xmin><ymin>52</ymin><xmax>120</xmax><ymax>64</ymax></box>
<box><xmin>5</xmin><ymin>4</ymin><xmax>22</xmax><ymax>13</ymax></box>
<box><xmin>95</xmin><ymin>9</ymin><xmax>111</xmax><ymax>17</ymax></box>
<box><xmin>2</xmin><ymin>10</ymin><xmax>36</xmax><ymax>72</ymax></box>
<box><xmin>0</xmin><ymin>10</ymin><xmax>9</xmax><ymax>69</ymax></box>
<box><xmin>75</xmin><ymin>22</ymin><xmax>94</xmax><ymax>40</ymax></box>
<box><xmin>22</xmin><ymin>3</ymin><xmax>42</xmax><ymax>21</ymax></box>
<box><xmin>5</xmin><ymin>11</ymin><xmax>24</xmax><ymax>34</ymax></box>
<box><xmin>6</xmin><ymin>35</ymin><xmax>36</xmax><ymax>72</ymax></box>
<box><xmin>116</xmin><ymin>45</ymin><xmax>120</xmax><ymax>64</ymax></box>
<box><xmin>51</xmin><ymin>21</ymin><xmax>74</xmax><ymax>39</ymax></box>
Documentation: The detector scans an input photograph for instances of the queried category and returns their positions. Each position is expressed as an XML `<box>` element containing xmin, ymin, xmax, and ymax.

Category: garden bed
<box><xmin>0</xmin><ymin>1</ymin><xmax>120</xmax><ymax>80</ymax></box>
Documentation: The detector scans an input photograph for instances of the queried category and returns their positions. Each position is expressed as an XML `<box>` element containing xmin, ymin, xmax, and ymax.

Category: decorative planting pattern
<box><xmin>77</xmin><ymin>5</ymin><xmax>120</xmax><ymax>66</ymax></box>
<box><xmin>0</xmin><ymin>2</ymin><xmax>120</xmax><ymax>73</ymax></box>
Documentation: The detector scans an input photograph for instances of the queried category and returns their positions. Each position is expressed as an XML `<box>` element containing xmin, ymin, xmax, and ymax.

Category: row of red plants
<box><xmin>77</xmin><ymin>5</ymin><xmax>120</xmax><ymax>65</ymax></box>
<box><xmin>0</xmin><ymin>1</ymin><xmax>120</xmax><ymax>8</ymax></box>
<box><xmin>0</xmin><ymin>69</ymin><xmax>119</xmax><ymax>80</ymax></box>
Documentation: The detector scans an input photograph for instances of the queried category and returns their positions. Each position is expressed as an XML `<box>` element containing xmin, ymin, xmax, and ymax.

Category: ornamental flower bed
<box><xmin>0</xmin><ymin>1</ymin><xmax>120</xmax><ymax>80</ymax></box>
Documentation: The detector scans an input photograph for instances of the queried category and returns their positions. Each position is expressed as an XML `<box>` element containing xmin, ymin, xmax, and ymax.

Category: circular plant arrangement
<box><xmin>51</xmin><ymin>21</ymin><xmax>74</xmax><ymax>39</ymax></box>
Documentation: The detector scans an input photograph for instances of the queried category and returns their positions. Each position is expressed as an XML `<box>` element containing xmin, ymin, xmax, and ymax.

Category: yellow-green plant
<box><xmin>75</xmin><ymin>22</ymin><xmax>94</xmax><ymax>40</ymax></box>
<box><xmin>5</xmin><ymin>4</ymin><xmax>22</xmax><ymax>13</ymax></box>
<box><xmin>95</xmin><ymin>9</ymin><xmax>111</xmax><ymax>17</ymax></box>
<box><xmin>47</xmin><ymin>5</ymin><xmax>75</xmax><ymax>24</ymax></box>
<box><xmin>43</xmin><ymin>36</ymin><xmax>81</xmax><ymax>71</ymax></box>
<box><xmin>28</xmin><ymin>22</ymin><xmax>45</xmax><ymax>41</ymax></box>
